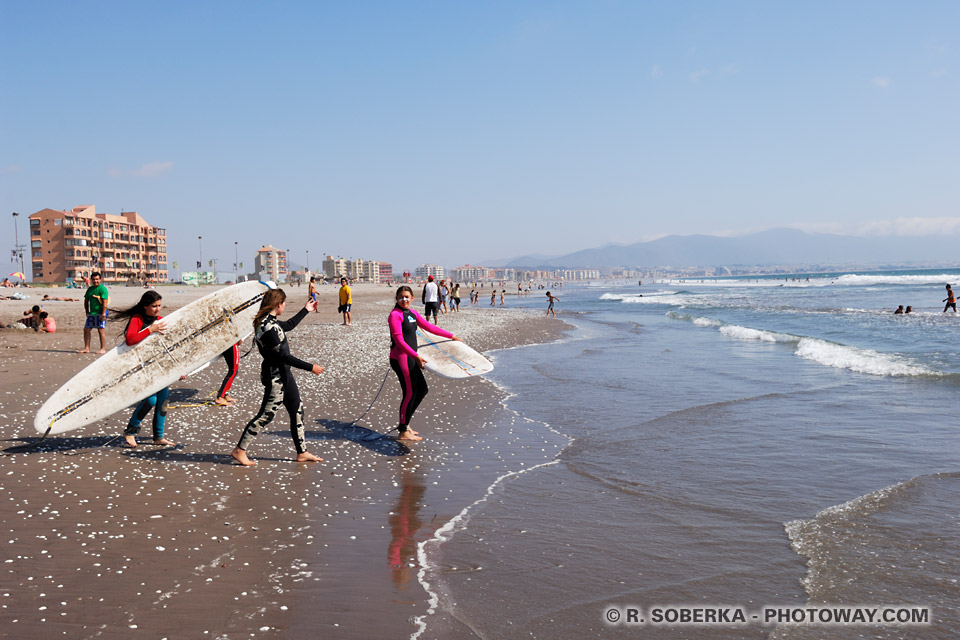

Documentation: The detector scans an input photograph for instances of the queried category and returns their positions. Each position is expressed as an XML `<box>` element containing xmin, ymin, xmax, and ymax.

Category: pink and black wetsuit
<box><xmin>388</xmin><ymin>306</ymin><xmax>454</xmax><ymax>434</ymax></box>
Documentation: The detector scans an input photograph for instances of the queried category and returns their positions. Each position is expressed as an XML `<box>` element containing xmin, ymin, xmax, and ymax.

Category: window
<box><xmin>30</xmin><ymin>219</ymin><xmax>40</xmax><ymax>226</ymax></box>
<box><xmin>54</xmin><ymin>219</ymin><xmax>62</xmax><ymax>225</ymax></box>
<box><xmin>31</xmin><ymin>240</ymin><xmax>41</xmax><ymax>248</ymax></box>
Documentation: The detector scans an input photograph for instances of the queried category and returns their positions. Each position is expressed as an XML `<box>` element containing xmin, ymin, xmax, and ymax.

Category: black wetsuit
<box><xmin>237</xmin><ymin>309</ymin><xmax>312</xmax><ymax>453</ymax></box>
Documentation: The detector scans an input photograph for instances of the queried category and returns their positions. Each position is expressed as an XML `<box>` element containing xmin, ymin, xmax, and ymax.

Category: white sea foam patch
<box><xmin>718</xmin><ymin>325</ymin><xmax>798</xmax><ymax>343</ymax></box>
<box><xmin>833</xmin><ymin>273</ymin><xmax>959</xmax><ymax>286</ymax></box>
<box><xmin>600</xmin><ymin>291</ymin><xmax>677</xmax><ymax>301</ymax></box>
<box><xmin>794</xmin><ymin>338</ymin><xmax>935</xmax><ymax>376</ymax></box>
<box><xmin>665</xmin><ymin>311</ymin><xmax>723</xmax><ymax>327</ymax></box>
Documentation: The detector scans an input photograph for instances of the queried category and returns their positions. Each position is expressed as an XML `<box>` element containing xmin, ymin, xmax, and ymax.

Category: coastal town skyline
<box><xmin>3</xmin><ymin>2</ymin><xmax>958</xmax><ymax>275</ymax></box>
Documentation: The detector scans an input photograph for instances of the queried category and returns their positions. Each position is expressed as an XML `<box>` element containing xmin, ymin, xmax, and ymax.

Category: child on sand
<box><xmin>308</xmin><ymin>277</ymin><xmax>319</xmax><ymax>313</ymax></box>
<box><xmin>113</xmin><ymin>291</ymin><xmax>175</xmax><ymax>447</ymax></box>
<box><xmin>388</xmin><ymin>286</ymin><xmax>460</xmax><ymax>442</ymax></box>
<box><xmin>232</xmin><ymin>289</ymin><xmax>325</xmax><ymax>466</ymax></box>
<box><xmin>39</xmin><ymin>311</ymin><xmax>56</xmax><ymax>333</ymax></box>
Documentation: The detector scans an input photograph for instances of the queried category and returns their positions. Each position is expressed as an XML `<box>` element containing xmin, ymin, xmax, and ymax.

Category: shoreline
<box><xmin>0</xmin><ymin>284</ymin><xmax>572</xmax><ymax>638</ymax></box>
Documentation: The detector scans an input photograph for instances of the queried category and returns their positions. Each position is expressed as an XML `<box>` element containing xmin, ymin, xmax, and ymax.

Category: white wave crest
<box><xmin>693</xmin><ymin>317</ymin><xmax>722</xmax><ymax>327</ymax></box>
<box><xmin>794</xmin><ymin>338</ymin><xmax>935</xmax><ymax>376</ymax></box>
<box><xmin>833</xmin><ymin>273</ymin><xmax>958</xmax><ymax>286</ymax></box>
<box><xmin>719</xmin><ymin>325</ymin><xmax>798</xmax><ymax>343</ymax></box>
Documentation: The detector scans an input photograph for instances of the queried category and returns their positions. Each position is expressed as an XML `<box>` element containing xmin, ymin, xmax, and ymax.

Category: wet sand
<box><xmin>0</xmin><ymin>284</ymin><xmax>568</xmax><ymax>639</ymax></box>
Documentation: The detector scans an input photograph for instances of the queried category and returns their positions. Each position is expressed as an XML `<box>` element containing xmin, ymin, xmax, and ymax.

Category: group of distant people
<box><xmin>893</xmin><ymin>284</ymin><xmax>958</xmax><ymax>315</ymax></box>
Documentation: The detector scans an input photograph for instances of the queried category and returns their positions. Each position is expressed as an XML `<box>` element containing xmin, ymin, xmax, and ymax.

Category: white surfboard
<box><xmin>416</xmin><ymin>328</ymin><xmax>494</xmax><ymax>379</ymax></box>
<box><xmin>35</xmin><ymin>281</ymin><xmax>272</xmax><ymax>435</ymax></box>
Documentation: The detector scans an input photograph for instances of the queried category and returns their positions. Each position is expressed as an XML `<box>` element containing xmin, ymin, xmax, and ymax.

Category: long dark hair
<box><xmin>253</xmin><ymin>289</ymin><xmax>286</xmax><ymax>329</ymax></box>
<box><xmin>394</xmin><ymin>285</ymin><xmax>413</xmax><ymax>309</ymax></box>
<box><xmin>112</xmin><ymin>290</ymin><xmax>162</xmax><ymax>333</ymax></box>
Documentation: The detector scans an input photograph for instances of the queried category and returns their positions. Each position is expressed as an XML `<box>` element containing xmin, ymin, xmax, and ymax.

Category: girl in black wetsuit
<box><xmin>231</xmin><ymin>289</ymin><xmax>324</xmax><ymax>466</ymax></box>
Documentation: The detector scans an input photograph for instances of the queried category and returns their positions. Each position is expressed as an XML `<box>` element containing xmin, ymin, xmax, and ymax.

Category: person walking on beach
<box><xmin>79</xmin><ymin>272</ymin><xmax>109</xmax><ymax>354</ymax></box>
<box><xmin>439</xmin><ymin>280</ymin><xmax>449</xmax><ymax>315</ymax></box>
<box><xmin>546</xmin><ymin>291</ymin><xmax>559</xmax><ymax>317</ymax></box>
<box><xmin>338</xmin><ymin>277</ymin><xmax>353</xmax><ymax>325</ymax></box>
<box><xmin>943</xmin><ymin>284</ymin><xmax>956</xmax><ymax>312</ymax></box>
<box><xmin>388</xmin><ymin>286</ymin><xmax>460</xmax><ymax>442</ymax></box>
<box><xmin>215</xmin><ymin>341</ymin><xmax>241</xmax><ymax>406</ymax></box>
<box><xmin>308</xmin><ymin>277</ymin><xmax>320</xmax><ymax>313</ymax></box>
<box><xmin>500</xmin><ymin>289</ymin><xmax>505</xmax><ymax>306</ymax></box>
<box><xmin>421</xmin><ymin>275</ymin><xmax>440</xmax><ymax>323</ymax></box>
<box><xmin>490</xmin><ymin>289</ymin><xmax>496</xmax><ymax>306</ymax></box>
<box><xmin>232</xmin><ymin>289</ymin><xmax>324</xmax><ymax>466</ymax></box>
<box><xmin>450</xmin><ymin>282</ymin><xmax>461</xmax><ymax>312</ymax></box>
<box><xmin>113</xmin><ymin>291</ymin><xmax>175</xmax><ymax>447</ymax></box>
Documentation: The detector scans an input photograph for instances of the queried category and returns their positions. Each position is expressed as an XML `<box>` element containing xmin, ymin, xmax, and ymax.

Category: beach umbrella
<box><xmin>9</xmin><ymin>271</ymin><xmax>25</xmax><ymax>280</ymax></box>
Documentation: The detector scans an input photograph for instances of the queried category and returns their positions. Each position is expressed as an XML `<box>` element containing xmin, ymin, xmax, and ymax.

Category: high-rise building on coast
<box><xmin>255</xmin><ymin>245</ymin><xmax>287</xmax><ymax>283</ymax></box>
<box><xmin>414</xmin><ymin>264</ymin><xmax>445</xmax><ymax>279</ymax></box>
<box><xmin>28</xmin><ymin>205</ymin><xmax>168</xmax><ymax>284</ymax></box>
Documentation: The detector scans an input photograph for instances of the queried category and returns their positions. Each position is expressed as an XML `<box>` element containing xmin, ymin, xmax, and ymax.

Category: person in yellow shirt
<box><xmin>338</xmin><ymin>277</ymin><xmax>353</xmax><ymax>325</ymax></box>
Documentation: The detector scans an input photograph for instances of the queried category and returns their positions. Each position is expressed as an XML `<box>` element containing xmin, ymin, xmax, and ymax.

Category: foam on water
<box><xmin>667</xmin><ymin>311</ymin><xmax>938</xmax><ymax>377</ymax></box>
<box><xmin>794</xmin><ymin>337</ymin><xmax>936</xmax><ymax>377</ymax></box>
<box><xmin>833</xmin><ymin>273</ymin><xmax>958</xmax><ymax>286</ymax></box>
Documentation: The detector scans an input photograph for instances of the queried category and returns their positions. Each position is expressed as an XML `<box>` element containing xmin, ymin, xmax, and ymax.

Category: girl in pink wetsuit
<box><xmin>388</xmin><ymin>286</ymin><xmax>460</xmax><ymax>442</ymax></box>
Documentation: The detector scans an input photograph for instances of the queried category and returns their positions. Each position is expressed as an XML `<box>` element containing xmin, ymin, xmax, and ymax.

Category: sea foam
<box><xmin>794</xmin><ymin>338</ymin><xmax>935</xmax><ymax>377</ymax></box>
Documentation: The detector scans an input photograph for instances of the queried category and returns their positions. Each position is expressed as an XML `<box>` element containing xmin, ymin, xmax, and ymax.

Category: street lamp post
<box><xmin>234</xmin><ymin>242</ymin><xmax>239</xmax><ymax>281</ymax></box>
<box><xmin>11</xmin><ymin>212</ymin><xmax>25</xmax><ymax>279</ymax></box>
<box><xmin>306</xmin><ymin>250</ymin><xmax>309</xmax><ymax>274</ymax></box>
<box><xmin>198</xmin><ymin>236</ymin><xmax>203</xmax><ymax>272</ymax></box>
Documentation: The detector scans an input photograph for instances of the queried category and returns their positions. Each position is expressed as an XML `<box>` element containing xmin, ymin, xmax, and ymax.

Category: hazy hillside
<box><xmin>498</xmin><ymin>229</ymin><xmax>959</xmax><ymax>268</ymax></box>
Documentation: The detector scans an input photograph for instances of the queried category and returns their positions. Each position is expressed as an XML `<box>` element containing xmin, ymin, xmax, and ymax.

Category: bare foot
<box><xmin>231</xmin><ymin>447</ymin><xmax>256</xmax><ymax>466</ymax></box>
<box><xmin>124</xmin><ymin>434</ymin><xmax>138</xmax><ymax>448</ymax></box>
<box><xmin>296</xmin><ymin>451</ymin><xmax>323</xmax><ymax>463</ymax></box>
<box><xmin>223</xmin><ymin>394</ymin><xmax>238</xmax><ymax>403</ymax></box>
<box><xmin>214</xmin><ymin>397</ymin><xmax>231</xmax><ymax>406</ymax></box>
<box><xmin>153</xmin><ymin>438</ymin><xmax>176</xmax><ymax>446</ymax></box>
<box><xmin>97</xmin><ymin>349</ymin><xmax>106</xmax><ymax>354</ymax></box>
<box><xmin>397</xmin><ymin>433</ymin><xmax>423</xmax><ymax>442</ymax></box>
<box><xmin>77</xmin><ymin>348</ymin><xmax>90</xmax><ymax>354</ymax></box>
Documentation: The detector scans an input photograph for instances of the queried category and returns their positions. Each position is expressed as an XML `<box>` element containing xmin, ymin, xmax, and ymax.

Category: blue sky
<box><xmin>2</xmin><ymin>1</ymin><xmax>957</xmax><ymax>274</ymax></box>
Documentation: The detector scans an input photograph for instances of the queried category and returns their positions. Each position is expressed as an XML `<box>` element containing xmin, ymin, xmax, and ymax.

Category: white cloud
<box><xmin>930</xmin><ymin>67</ymin><xmax>948</xmax><ymax>78</ymax></box>
<box><xmin>690</xmin><ymin>68</ymin><xmax>709</xmax><ymax>82</ymax></box>
<box><xmin>651</xmin><ymin>64</ymin><xmax>663</xmax><ymax>78</ymax></box>
<box><xmin>871</xmin><ymin>76</ymin><xmax>891</xmax><ymax>88</ymax></box>
<box><xmin>108</xmin><ymin>161</ymin><xmax>174</xmax><ymax>178</ymax></box>
<box><xmin>720</xmin><ymin>64</ymin><xmax>741</xmax><ymax>75</ymax></box>
<box><xmin>857</xmin><ymin>217</ymin><xmax>960</xmax><ymax>237</ymax></box>
<box><xmin>784</xmin><ymin>217</ymin><xmax>960</xmax><ymax>237</ymax></box>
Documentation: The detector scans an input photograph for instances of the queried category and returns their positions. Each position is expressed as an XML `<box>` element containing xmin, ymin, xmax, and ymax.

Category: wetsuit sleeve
<box><xmin>126</xmin><ymin>315</ymin><xmax>153</xmax><ymax>346</ymax></box>
<box><xmin>389</xmin><ymin>310</ymin><xmax>420</xmax><ymax>359</ymax></box>
<box><xmin>277</xmin><ymin>307</ymin><xmax>309</xmax><ymax>332</ymax></box>
<box><xmin>259</xmin><ymin>320</ymin><xmax>314</xmax><ymax>371</ymax></box>
<box><xmin>411</xmin><ymin>309</ymin><xmax>454</xmax><ymax>340</ymax></box>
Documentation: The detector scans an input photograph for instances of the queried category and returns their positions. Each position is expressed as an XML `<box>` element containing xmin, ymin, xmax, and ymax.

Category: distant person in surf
<box><xmin>905</xmin><ymin>306</ymin><xmax>913</xmax><ymax>314</ymax></box>
<box><xmin>943</xmin><ymin>285</ymin><xmax>956</xmax><ymax>312</ymax></box>
<box><xmin>894</xmin><ymin>305</ymin><xmax>904</xmax><ymax>315</ymax></box>
<box><xmin>546</xmin><ymin>291</ymin><xmax>559</xmax><ymax>317</ymax></box>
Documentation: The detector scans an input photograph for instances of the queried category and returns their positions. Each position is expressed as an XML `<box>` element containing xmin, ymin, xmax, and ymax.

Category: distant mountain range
<box><xmin>489</xmin><ymin>229</ymin><xmax>959</xmax><ymax>269</ymax></box>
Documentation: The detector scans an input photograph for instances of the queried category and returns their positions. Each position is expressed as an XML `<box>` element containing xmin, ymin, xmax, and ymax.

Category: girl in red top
<box><xmin>113</xmin><ymin>291</ymin><xmax>174</xmax><ymax>447</ymax></box>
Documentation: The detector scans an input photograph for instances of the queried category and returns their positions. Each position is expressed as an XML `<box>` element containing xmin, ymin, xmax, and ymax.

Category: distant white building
<box><xmin>451</xmin><ymin>264</ymin><xmax>489</xmax><ymax>282</ymax></box>
<box><xmin>415</xmin><ymin>264</ymin><xmax>445</xmax><ymax>279</ymax></box>
<box><xmin>255</xmin><ymin>245</ymin><xmax>287</xmax><ymax>283</ymax></box>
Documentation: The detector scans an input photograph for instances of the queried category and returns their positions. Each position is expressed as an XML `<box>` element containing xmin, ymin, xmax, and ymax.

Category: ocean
<box><xmin>417</xmin><ymin>269</ymin><xmax>960</xmax><ymax>639</ymax></box>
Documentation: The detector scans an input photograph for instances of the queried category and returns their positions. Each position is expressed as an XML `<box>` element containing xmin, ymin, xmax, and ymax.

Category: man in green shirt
<box><xmin>79</xmin><ymin>272</ymin><xmax>109</xmax><ymax>354</ymax></box>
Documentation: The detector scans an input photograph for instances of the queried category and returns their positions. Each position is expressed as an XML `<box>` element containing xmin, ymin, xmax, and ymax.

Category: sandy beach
<box><xmin>0</xmin><ymin>283</ymin><xmax>568</xmax><ymax>639</ymax></box>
